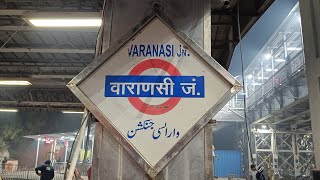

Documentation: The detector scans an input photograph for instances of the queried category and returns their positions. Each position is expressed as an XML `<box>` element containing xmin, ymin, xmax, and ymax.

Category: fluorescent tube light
<box><xmin>62</xmin><ymin>110</ymin><xmax>84</xmax><ymax>114</ymax></box>
<box><xmin>266</xmin><ymin>69</ymin><xmax>278</xmax><ymax>72</ymax></box>
<box><xmin>256</xmin><ymin>129</ymin><xmax>271</xmax><ymax>133</ymax></box>
<box><xmin>287</xmin><ymin>47</ymin><xmax>302</xmax><ymax>51</ymax></box>
<box><xmin>29</xmin><ymin>19</ymin><xmax>102</xmax><ymax>27</ymax></box>
<box><xmin>275</xmin><ymin>58</ymin><xmax>286</xmax><ymax>62</ymax></box>
<box><xmin>252</xmin><ymin>83</ymin><xmax>261</xmax><ymax>86</ymax></box>
<box><xmin>0</xmin><ymin>109</ymin><xmax>18</xmax><ymax>112</ymax></box>
<box><xmin>0</xmin><ymin>80</ymin><xmax>31</xmax><ymax>86</ymax></box>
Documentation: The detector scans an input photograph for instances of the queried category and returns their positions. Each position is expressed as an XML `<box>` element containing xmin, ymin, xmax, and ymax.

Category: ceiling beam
<box><xmin>0</xmin><ymin>26</ymin><xmax>99</xmax><ymax>32</ymax></box>
<box><xmin>0</xmin><ymin>48</ymin><xmax>95</xmax><ymax>54</ymax></box>
<box><xmin>0</xmin><ymin>65</ymin><xmax>85</xmax><ymax>72</ymax></box>
<box><xmin>240</xmin><ymin>0</ymin><xmax>275</xmax><ymax>37</ymax></box>
<box><xmin>30</xmin><ymin>75</ymin><xmax>76</xmax><ymax>79</ymax></box>
<box><xmin>0</xmin><ymin>76</ymin><xmax>77</xmax><ymax>86</ymax></box>
<box><xmin>0</xmin><ymin>58</ymin><xmax>91</xmax><ymax>64</ymax></box>
<box><xmin>0</xmin><ymin>10</ymin><xmax>101</xmax><ymax>17</ymax></box>
<box><xmin>0</xmin><ymin>10</ymin><xmax>35</xmax><ymax>16</ymax></box>
<box><xmin>0</xmin><ymin>86</ymin><xmax>78</xmax><ymax>98</ymax></box>
<box><xmin>211</xmin><ymin>9</ymin><xmax>260</xmax><ymax>17</ymax></box>
<box><xmin>0</xmin><ymin>101</ymin><xmax>82</xmax><ymax>107</ymax></box>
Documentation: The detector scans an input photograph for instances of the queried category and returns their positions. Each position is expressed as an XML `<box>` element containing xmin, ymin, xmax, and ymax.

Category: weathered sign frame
<box><xmin>67</xmin><ymin>10</ymin><xmax>241</xmax><ymax>178</ymax></box>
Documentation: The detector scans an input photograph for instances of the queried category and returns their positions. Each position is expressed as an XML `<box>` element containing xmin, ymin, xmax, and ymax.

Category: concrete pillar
<box><xmin>91</xmin><ymin>0</ymin><xmax>213</xmax><ymax>179</ymax></box>
<box><xmin>299</xmin><ymin>0</ymin><xmax>320</xmax><ymax>168</ymax></box>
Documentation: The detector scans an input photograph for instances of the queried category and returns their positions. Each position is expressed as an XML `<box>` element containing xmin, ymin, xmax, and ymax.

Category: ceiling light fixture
<box><xmin>252</xmin><ymin>83</ymin><xmax>261</xmax><ymax>86</ymax></box>
<box><xmin>256</xmin><ymin>129</ymin><xmax>271</xmax><ymax>133</ymax></box>
<box><xmin>287</xmin><ymin>47</ymin><xmax>302</xmax><ymax>51</ymax></box>
<box><xmin>62</xmin><ymin>110</ymin><xmax>84</xmax><ymax>114</ymax></box>
<box><xmin>266</xmin><ymin>68</ymin><xmax>278</xmax><ymax>72</ymax></box>
<box><xmin>29</xmin><ymin>19</ymin><xmax>102</xmax><ymax>27</ymax></box>
<box><xmin>275</xmin><ymin>58</ymin><xmax>286</xmax><ymax>62</ymax></box>
<box><xmin>0</xmin><ymin>108</ymin><xmax>18</xmax><ymax>112</ymax></box>
<box><xmin>0</xmin><ymin>80</ymin><xmax>31</xmax><ymax>86</ymax></box>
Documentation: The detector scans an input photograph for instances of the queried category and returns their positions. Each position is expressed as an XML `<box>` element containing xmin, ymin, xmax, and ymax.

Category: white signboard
<box><xmin>69</xmin><ymin>15</ymin><xmax>240</xmax><ymax>176</ymax></box>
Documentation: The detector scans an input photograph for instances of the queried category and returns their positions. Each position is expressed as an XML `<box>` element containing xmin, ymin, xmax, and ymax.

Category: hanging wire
<box><xmin>236</xmin><ymin>0</ymin><xmax>254</xmax><ymax>164</ymax></box>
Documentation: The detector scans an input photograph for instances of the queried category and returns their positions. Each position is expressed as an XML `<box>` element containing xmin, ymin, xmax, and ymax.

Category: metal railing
<box><xmin>1</xmin><ymin>164</ymin><xmax>89</xmax><ymax>180</ymax></box>
<box><xmin>246</xmin><ymin>52</ymin><xmax>305</xmax><ymax>107</ymax></box>
<box><xmin>215</xmin><ymin>52</ymin><xmax>304</xmax><ymax>111</ymax></box>
<box><xmin>228</xmin><ymin>98</ymin><xmax>244</xmax><ymax>110</ymax></box>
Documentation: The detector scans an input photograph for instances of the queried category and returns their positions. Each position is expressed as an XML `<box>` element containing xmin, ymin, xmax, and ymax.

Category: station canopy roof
<box><xmin>0</xmin><ymin>0</ymin><xmax>274</xmax><ymax>112</ymax></box>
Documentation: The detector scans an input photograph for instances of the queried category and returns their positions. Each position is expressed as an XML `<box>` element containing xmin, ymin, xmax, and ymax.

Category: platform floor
<box><xmin>1</xmin><ymin>171</ymin><xmax>88</xmax><ymax>180</ymax></box>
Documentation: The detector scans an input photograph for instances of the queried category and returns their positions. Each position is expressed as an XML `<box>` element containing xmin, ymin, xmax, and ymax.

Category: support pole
<box><xmin>50</xmin><ymin>143</ymin><xmax>54</xmax><ymax>161</ymax></box>
<box><xmin>292</xmin><ymin>134</ymin><xmax>299</xmax><ymax>177</ymax></box>
<box><xmin>64</xmin><ymin>141</ymin><xmax>69</xmax><ymax>172</ymax></box>
<box><xmin>90</xmin><ymin>136</ymin><xmax>94</xmax><ymax>163</ymax></box>
<box><xmin>52</xmin><ymin>139</ymin><xmax>57</xmax><ymax>165</ymax></box>
<box><xmin>64</xmin><ymin>141</ymin><xmax>69</xmax><ymax>163</ymax></box>
<box><xmin>66</xmin><ymin>109</ymin><xmax>88</xmax><ymax>180</ymax></box>
<box><xmin>35</xmin><ymin>138</ymin><xmax>40</xmax><ymax>168</ymax></box>
<box><xmin>82</xmin><ymin>133</ymin><xmax>85</xmax><ymax>149</ymax></box>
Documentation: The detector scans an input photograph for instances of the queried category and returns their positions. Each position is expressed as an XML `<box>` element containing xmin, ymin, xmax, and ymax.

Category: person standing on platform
<box><xmin>250</xmin><ymin>164</ymin><xmax>265</xmax><ymax>180</ymax></box>
<box><xmin>1</xmin><ymin>157</ymin><xmax>7</xmax><ymax>174</ymax></box>
<box><xmin>35</xmin><ymin>160</ymin><xmax>55</xmax><ymax>180</ymax></box>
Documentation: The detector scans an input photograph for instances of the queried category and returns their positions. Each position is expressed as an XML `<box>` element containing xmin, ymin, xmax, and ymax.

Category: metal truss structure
<box><xmin>252</xmin><ymin>130</ymin><xmax>314</xmax><ymax>179</ymax></box>
<box><xmin>238</xmin><ymin>3</ymin><xmax>315</xmax><ymax>179</ymax></box>
<box><xmin>245</xmin><ymin>7</ymin><xmax>308</xmax><ymax>127</ymax></box>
